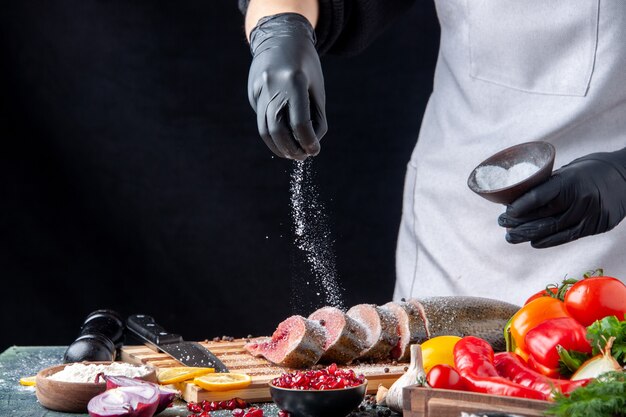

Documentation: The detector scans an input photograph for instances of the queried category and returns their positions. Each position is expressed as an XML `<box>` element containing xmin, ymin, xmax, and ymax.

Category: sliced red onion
<box><xmin>152</xmin><ymin>385</ymin><xmax>177</xmax><ymax>414</ymax></box>
<box><xmin>88</xmin><ymin>385</ymin><xmax>160</xmax><ymax>417</ymax></box>
<box><xmin>101</xmin><ymin>375</ymin><xmax>176</xmax><ymax>414</ymax></box>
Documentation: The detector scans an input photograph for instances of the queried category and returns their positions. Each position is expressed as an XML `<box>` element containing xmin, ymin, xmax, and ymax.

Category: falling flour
<box><xmin>290</xmin><ymin>160</ymin><xmax>345</xmax><ymax>310</ymax></box>
<box><xmin>475</xmin><ymin>161</ymin><xmax>540</xmax><ymax>190</ymax></box>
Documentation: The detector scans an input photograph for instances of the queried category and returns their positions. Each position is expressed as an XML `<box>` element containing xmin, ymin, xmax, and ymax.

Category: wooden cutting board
<box><xmin>120</xmin><ymin>339</ymin><xmax>408</xmax><ymax>403</ymax></box>
<box><xmin>402</xmin><ymin>385</ymin><xmax>552</xmax><ymax>417</ymax></box>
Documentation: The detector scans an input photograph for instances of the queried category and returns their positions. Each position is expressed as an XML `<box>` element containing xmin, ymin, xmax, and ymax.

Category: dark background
<box><xmin>0</xmin><ymin>1</ymin><xmax>439</xmax><ymax>352</ymax></box>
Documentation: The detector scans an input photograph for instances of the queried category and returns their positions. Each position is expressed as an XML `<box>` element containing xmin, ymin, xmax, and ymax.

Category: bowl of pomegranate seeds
<box><xmin>269</xmin><ymin>363</ymin><xmax>367</xmax><ymax>417</ymax></box>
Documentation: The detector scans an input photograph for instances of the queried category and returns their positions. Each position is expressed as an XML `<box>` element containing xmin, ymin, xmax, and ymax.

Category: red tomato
<box><xmin>564</xmin><ymin>276</ymin><xmax>626</xmax><ymax>326</ymax></box>
<box><xmin>524</xmin><ymin>287</ymin><xmax>558</xmax><ymax>305</ymax></box>
<box><xmin>426</xmin><ymin>364</ymin><xmax>467</xmax><ymax>391</ymax></box>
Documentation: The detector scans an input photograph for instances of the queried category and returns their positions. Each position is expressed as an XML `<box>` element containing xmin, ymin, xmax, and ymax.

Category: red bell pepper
<box><xmin>494</xmin><ymin>352</ymin><xmax>591</xmax><ymax>399</ymax></box>
<box><xmin>524</xmin><ymin>317</ymin><xmax>592</xmax><ymax>378</ymax></box>
<box><xmin>453</xmin><ymin>336</ymin><xmax>547</xmax><ymax>400</ymax></box>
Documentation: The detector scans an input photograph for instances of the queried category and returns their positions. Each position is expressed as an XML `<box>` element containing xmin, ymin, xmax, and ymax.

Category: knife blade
<box><xmin>126</xmin><ymin>314</ymin><xmax>229</xmax><ymax>372</ymax></box>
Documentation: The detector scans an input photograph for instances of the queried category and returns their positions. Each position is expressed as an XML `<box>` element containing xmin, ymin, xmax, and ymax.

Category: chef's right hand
<box><xmin>247</xmin><ymin>13</ymin><xmax>327</xmax><ymax>160</ymax></box>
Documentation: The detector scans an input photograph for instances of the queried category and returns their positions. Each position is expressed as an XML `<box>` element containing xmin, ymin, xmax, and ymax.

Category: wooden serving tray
<box><xmin>121</xmin><ymin>339</ymin><xmax>408</xmax><ymax>403</ymax></box>
<box><xmin>402</xmin><ymin>385</ymin><xmax>552</xmax><ymax>417</ymax></box>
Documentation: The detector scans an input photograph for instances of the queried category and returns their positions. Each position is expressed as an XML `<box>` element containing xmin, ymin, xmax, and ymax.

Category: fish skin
<box><xmin>406</xmin><ymin>296</ymin><xmax>520</xmax><ymax>352</ymax></box>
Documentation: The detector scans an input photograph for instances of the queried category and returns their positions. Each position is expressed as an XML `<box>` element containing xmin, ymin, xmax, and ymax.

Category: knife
<box><xmin>126</xmin><ymin>314</ymin><xmax>229</xmax><ymax>372</ymax></box>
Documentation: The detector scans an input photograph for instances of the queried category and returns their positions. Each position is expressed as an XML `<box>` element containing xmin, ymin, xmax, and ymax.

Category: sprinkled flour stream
<box><xmin>290</xmin><ymin>159</ymin><xmax>345</xmax><ymax>310</ymax></box>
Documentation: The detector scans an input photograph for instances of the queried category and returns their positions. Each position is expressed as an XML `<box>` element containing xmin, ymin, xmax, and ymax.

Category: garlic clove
<box><xmin>376</xmin><ymin>385</ymin><xmax>389</xmax><ymax>406</ymax></box>
<box><xmin>385</xmin><ymin>344</ymin><xmax>426</xmax><ymax>413</ymax></box>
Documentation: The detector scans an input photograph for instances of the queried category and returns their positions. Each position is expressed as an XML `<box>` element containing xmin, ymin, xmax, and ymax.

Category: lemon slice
<box><xmin>19</xmin><ymin>376</ymin><xmax>37</xmax><ymax>386</ymax></box>
<box><xmin>172</xmin><ymin>381</ymin><xmax>189</xmax><ymax>392</ymax></box>
<box><xmin>157</xmin><ymin>367</ymin><xmax>215</xmax><ymax>384</ymax></box>
<box><xmin>193</xmin><ymin>373</ymin><xmax>252</xmax><ymax>391</ymax></box>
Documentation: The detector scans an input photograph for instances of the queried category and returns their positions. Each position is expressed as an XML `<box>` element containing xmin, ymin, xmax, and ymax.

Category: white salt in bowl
<box><xmin>467</xmin><ymin>141</ymin><xmax>556</xmax><ymax>204</ymax></box>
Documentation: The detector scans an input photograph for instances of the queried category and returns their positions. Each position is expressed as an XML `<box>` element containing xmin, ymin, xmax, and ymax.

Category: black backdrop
<box><xmin>0</xmin><ymin>1</ymin><xmax>439</xmax><ymax>351</ymax></box>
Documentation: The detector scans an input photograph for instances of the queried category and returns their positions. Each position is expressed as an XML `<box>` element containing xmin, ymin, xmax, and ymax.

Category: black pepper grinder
<box><xmin>63</xmin><ymin>309</ymin><xmax>125</xmax><ymax>363</ymax></box>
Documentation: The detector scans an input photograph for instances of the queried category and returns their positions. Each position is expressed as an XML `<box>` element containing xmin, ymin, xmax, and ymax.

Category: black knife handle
<box><xmin>126</xmin><ymin>314</ymin><xmax>183</xmax><ymax>346</ymax></box>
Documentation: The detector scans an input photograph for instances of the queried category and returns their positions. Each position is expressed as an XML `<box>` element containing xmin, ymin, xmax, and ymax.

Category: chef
<box><xmin>238</xmin><ymin>0</ymin><xmax>626</xmax><ymax>305</ymax></box>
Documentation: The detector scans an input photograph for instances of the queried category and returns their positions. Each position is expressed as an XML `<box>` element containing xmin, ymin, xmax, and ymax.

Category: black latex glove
<box><xmin>247</xmin><ymin>13</ymin><xmax>327</xmax><ymax>160</ymax></box>
<box><xmin>498</xmin><ymin>148</ymin><xmax>626</xmax><ymax>248</ymax></box>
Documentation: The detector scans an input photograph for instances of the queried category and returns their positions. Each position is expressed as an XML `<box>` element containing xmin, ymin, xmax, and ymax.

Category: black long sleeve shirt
<box><xmin>238</xmin><ymin>0</ymin><xmax>417</xmax><ymax>55</ymax></box>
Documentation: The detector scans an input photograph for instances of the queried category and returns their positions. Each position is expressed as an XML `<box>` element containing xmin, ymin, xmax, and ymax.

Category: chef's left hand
<box><xmin>498</xmin><ymin>148</ymin><xmax>626</xmax><ymax>248</ymax></box>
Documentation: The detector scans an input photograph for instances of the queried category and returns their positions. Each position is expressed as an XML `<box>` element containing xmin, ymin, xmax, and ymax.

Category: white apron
<box><xmin>394</xmin><ymin>0</ymin><xmax>626</xmax><ymax>305</ymax></box>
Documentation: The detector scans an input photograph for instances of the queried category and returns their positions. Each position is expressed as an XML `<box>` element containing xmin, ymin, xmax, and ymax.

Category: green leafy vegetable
<box><xmin>546</xmin><ymin>371</ymin><xmax>626</xmax><ymax>417</ymax></box>
<box><xmin>587</xmin><ymin>315</ymin><xmax>626</xmax><ymax>366</ymax></box>
<box><xmin>557</xmin><ymin>347</ymin><xmax>590</xmax><ymax>377</ymax></box>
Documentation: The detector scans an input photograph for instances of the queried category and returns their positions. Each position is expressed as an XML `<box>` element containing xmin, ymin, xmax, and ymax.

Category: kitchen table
<box><xmin>0</xmin><ymin>346</ymin><xmax>398</xmax><ymax>417</ymax></box>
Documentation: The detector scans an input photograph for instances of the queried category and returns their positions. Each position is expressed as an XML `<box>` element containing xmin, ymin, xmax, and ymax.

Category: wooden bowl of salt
<box><xmin>35</xmin><ymin>361</ymin><xmax>157</xmax><ymax>413</ymax></box>
<box><xmin>467</xmin><ymin>141</ymin><xmax>556</xmax><ymax>204</ymax></box>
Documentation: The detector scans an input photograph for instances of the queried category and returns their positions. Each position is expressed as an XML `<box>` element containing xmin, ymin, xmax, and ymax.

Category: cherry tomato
<box><xmin>524</xmin><ymin>287</ymin><xmax>558</xmax><ymax>305</ymax></box>
<box><xmin>426</xmin><ymin>364</ymin><xmax>467</xmax><ymax>391</ymax></box>
<box><xmin>564</xmin><ymin>276</ymin><xmax>626</xmax><ymax>326</ymax></box>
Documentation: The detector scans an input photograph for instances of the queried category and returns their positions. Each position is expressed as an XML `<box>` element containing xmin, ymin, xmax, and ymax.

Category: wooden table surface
<box><xmin>0</xmin><ymin>346</ymin><xmax>399</xmax><ymax>417</ymax></box>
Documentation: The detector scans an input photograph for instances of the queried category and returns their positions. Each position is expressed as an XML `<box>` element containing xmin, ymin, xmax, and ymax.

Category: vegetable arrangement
<box><xmin>507</xmin><ymin>270</ymin><xmax>626</xmax><ymax>380</ymax></box>
<box><xmin>417</xmin><ymin>269</ymin><xmax>626</xmax><ymax>413</ymax></box>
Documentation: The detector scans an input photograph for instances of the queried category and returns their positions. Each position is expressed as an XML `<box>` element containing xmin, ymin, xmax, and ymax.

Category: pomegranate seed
<box><xmin>232</xmin><ymin>409</ymin><xmax>245</xmax><ymax>417</ymax></box>
<box><xmin>188</xmin><ymin>403</ymin><xmax>202</xmax><ymax>413</ymax></box>
<box><xmin>199</xmin><ymin>412</ymin><xmax>212</xmax><ymax>417</ymax></box>
<box><xmin>278</xmin><ymin>411</ymin><xmax>290</xmax><ymax>417</ymax></box>
<box><xmin>244</xmin><ymin>407</ymin><xmax>264</xmax><ymax>417</ymax></box>
<box><xmin>271</xmin><ymin>364</ymin><xmax>364</xmax><ymax>390</ymax></box>
<box><xmin>331</xmin><ymin>378</ymin><xmax>346</xmax><ymax>389</ymax></box>
<box><xmin>186</xmin><ymin>399</ymin><xmax>255</xmax><ymax>413</ymax></box>
<box><xmin>328</xmin><ymin>363</ymin><xmax>338</xmax><ymax>375</ymax></box>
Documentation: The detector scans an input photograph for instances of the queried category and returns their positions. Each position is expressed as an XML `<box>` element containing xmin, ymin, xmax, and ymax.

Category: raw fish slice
<box><xmin>309</xmin><ymin>306</ymin><xmax>367</xmax><ymax>364</ymax></box>
<box><xmin>347</xmin><ymin>304</ymin><xmax>399</xmax><ymax>361</ymax></box>
<box><xmin>244</xmin><ymin>315</ymin><xmax>326</xmax><ymax>368</ymax></box>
